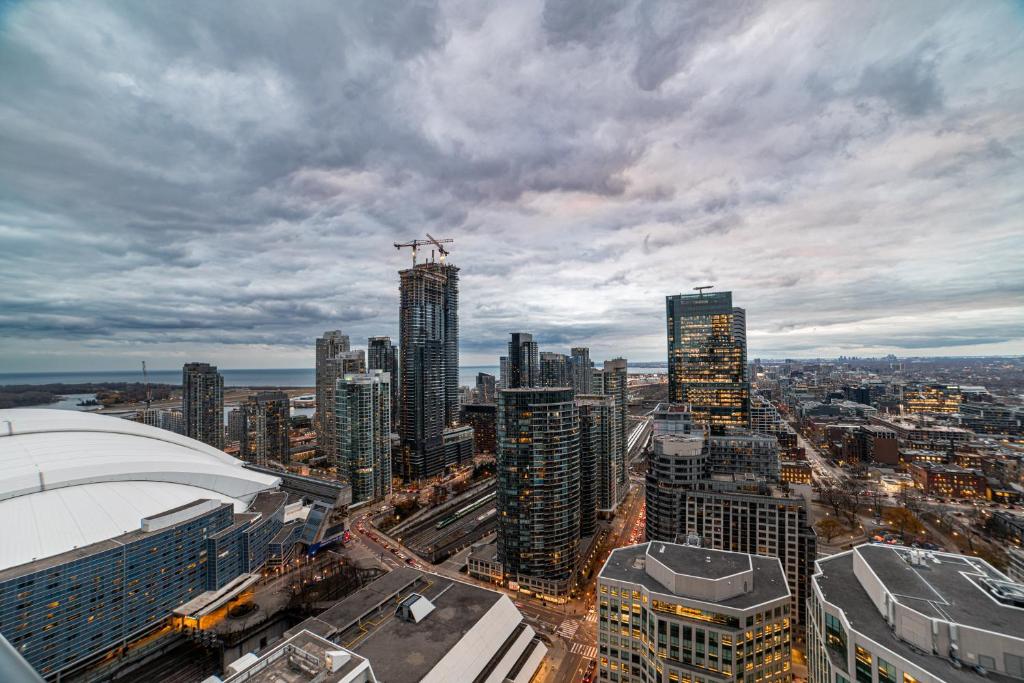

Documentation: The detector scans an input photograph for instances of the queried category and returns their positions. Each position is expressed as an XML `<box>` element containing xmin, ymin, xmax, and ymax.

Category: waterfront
<box><xmin>2</xmin><ymin>364</ymin><xmax>666</xmax><ymax>390</ymax></box>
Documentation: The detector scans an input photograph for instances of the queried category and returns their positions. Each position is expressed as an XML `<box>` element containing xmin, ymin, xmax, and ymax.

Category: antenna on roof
<box><xmin>694</xmin><ymin>285</ymin><xmax>714</xmax><ymax>295</ymax></box>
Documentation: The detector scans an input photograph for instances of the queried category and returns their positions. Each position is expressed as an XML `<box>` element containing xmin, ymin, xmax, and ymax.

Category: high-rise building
<box><xmin>594</xmin><ymin>358</ymin><xmax>629</xmax><ymax>508</ymax></box>
<box><xmin>367</xmin><ymin>336</ymin><xmax>399</xmax><ymax>427</ymax></box>
<box><xmin>475</xmin><ymin>372</ymin><xmax>496</xmax><ymax>404</ymax></box>
<box><xmin>398</xmin><ymin>261</ymin><xmax>459</xmax><ymax>480</ymax></box>
<box><xmin>498</xmin><ymin>356</ymin><xmax>509</xmax><ymax>390</ymax></box>
<box><xmin>598</xmin><ymin>542</ymin><xmax>792</xmax><ymax>683</ymax></box>
<box><xmin>570</xmin><ymin>346</ymin><xmax>593</xmax><ymax>395</ymax></box>
<box><xmin>497</xmin><ymin>387</ymin><xmax>580</xmax><ymax>598</ymax></box>
<box><xmin>666</xmin><ymin>290</ymin><xmax>750</xmax><ymax>432</ymax></box>
<box><xmin>461</xmin><ymin>402</ymin><xmax>497</xmax><ymax>454</ymax></box>
<box><xmin>576</xmin><ymin>394</ymin><xmax>614</xmax><ymax>534</ymax></box>
<box><xmin>336</xmin><ymin>370</ymin><xmax>392</xmax><ymax>503</ymax></box>
<box><xmin>240</xmin><ymin>391</ymin><xmax>291</xmax><ymax>466</ymax></box>
<box><xmin>809</xmin><ymin>545</ymin><xmax>1024</xmax><ymax>683</ymax></box>
<box><xmin>505</xmin><ymin>332</ymin><xmax>539</xmax><ymax>389</ymax></box>
<box><xmin>182</xmin><ymin>362</ymin><xmax>224</xmax><ymax>449</ymax></box>
<box><xmin>315</xmin><ymin>330</ymin><xmax>350</xmax><ymax>459</ymax></box>
<box><xmin>645</xmin><ymin>433</ymin><xmax>816</xmax><ymax>631</ymax></box>
<box><xmin>539</xmin><ymin>351</ymin><xmax>573</xmax><ymax>388</ymax></box>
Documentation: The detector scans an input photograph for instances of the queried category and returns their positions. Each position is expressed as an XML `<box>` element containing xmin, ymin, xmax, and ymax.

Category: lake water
<box><xmin>2</xmin><ymin>364</ymin><xmax>665</xmax><ymax>394</ymax></box>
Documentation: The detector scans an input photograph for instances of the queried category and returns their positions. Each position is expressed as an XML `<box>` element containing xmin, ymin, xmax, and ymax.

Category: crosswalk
<box><xmin>583</xmin><ymin>611</ymin><xmax>598</xmax><ymax>623</ymax></box>
<box><xmin>571</xmin><ymin>642</ymin><xmax>597</xmax><ymax>659</ymax></box>
<box><xmin>556</xmin><ymin>619</ymin><xmax>580</xmax><ymax>639</ymax></box>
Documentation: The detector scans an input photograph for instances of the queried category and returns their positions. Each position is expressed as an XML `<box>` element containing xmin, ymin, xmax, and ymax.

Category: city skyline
<box><xmin>1</xmin><ymin>2</ymin><xmax>1023</xmax><ymax>372</ymax></box>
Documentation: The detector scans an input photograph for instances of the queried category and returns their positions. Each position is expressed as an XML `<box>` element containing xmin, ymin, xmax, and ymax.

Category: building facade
<box><xmin>506</xmin><ymin>332</ymin><xmax>539</xmax><ymax>389</ymax></box>
<box><xmin>645</xmin><ymin>434</ymin><xmax>816</xmax><ymax>632</ymax></box>
<box><xmin>595</xmin><ymin>358</ymin><xmax>630</xmax><ymax>509</ymax></box>
<box><xmin>539</xmin><ymin>351</ymin><xmax>573</xmax><ymax>388</ymax></box>
<box><xmin>367</xmin><ymin>336</ymin><xmax>399</xmax><ymax>427</ymax></box>
<box><xmin>577</xmin><ymin>394</ymin><xmax>615</xmax><ymax>535</ymax></box>
<box><xmin>182</xmin><ymin>362</ymin><xmax>224</xmax><ymax>449</ymax></box>
<box><xmin>666</xmin><ymin>290</ymin><xmax>749</xmax><ymax>432</ymax></box>
<box><xmin>809</xmin><ymin>545</ymin><xmax>1024</xmax><ymax>683</ymax></box>
<box><xmin>497</xmin><ymin>388</ymin><xmax>580</xmax><ymax>598</ymax></box>
<box><xmin>597</xmin><ymin>542</ymin><xmax>792</xmax><ymax>683</ymax></box>
<box><xmin>571</xmin><ymin>346</ymin><xmax>593</xmax><ymax>395</ymax></box>
<box><xmin>398</xmin><ymin>262</ymin><xmax>459</xmax><ymax>480</ymax></box>
<box><xmin>239</xmin><ymin>391</ymin><xmax>291</xmax><ymax>466</ymax></box>
<box><xmin>461</xmin><ymin>403</ymin><xmax>497</xmax><ymax>454</ymax></box>
<box><xmin>336</xmin><ymin>370</ymin><xmax>392</xmax><ymax>503</ymax></box>
<box><xmin>475</xmin><ymin>372</ymin><xmax>496</xmax><ymax>404</ymax></box>
<box><xmin>315</xmin><ymin>330</ymin><xmax>351</xmax><ymax>460</ymax></box>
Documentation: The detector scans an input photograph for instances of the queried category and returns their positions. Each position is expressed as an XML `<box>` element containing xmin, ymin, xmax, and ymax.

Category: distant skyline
<box><xmin>1</xmin><ymin>1</ymin><xmax>1023</xmax><ymax>372</ymax></box>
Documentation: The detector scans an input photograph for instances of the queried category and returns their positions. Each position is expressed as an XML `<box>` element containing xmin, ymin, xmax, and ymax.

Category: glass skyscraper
<box><xmin>666</xmin><ymin>290</ymin><xmax>749</xmax><ymax>432</ymax></box>
<box><xmin>505</xmin><ymin>332</ymin><xmax>539</xmax><ymax>388</ymax></box>
<box><xmin>182</xmin><ymin>362</ymin><xmax>223</xmax><ymax>449</ymax></box>
<box><xmin>367</xmin><ymin>336</ymin><xmax>399</xmax><ymax>427</ymax></box>
<box><xmin>398</xmin><ymin>261</ymin><xmax>460</xmax><ymax>480</ymax></box>
<box><xmin>497</xmin><ymin>387</ymin><xmax>580</xmax><ymax>598</ymax></box>
<box><xmin>336</xmin><ymin>370</ymin><xmax>392</xmax><ymax>503</ymax></box>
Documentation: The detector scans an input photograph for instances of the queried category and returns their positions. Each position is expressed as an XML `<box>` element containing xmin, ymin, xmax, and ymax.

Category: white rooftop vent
<box><xmin>326</xmin><ymin>649</ymin><xmax>352</xmax><ymax>673</ymax></box>
<box><xmin>396</xmin><ymin>593</ymin><xmax>436</xmax><ymax>623</ymax></box>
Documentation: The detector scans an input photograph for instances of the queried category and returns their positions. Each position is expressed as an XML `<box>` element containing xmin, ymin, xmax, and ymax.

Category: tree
<box><xmin>883</xmin><ymin>507</ymin><xmax>925</xmax><ymax>540</ymax></box>
<box><xmin>815</xmin><ymin>517</ymin><xmax>847</xmax><ymax>543</ymax></box>
<box><xmin>818</xmin><ymin>483</ymin><xmax>847</xmax><ymax>519</ymax></box>
<box><xmin>840</xmin><ymin>479</ymin><xmax>864</xmax><ymax>525</ymax></box>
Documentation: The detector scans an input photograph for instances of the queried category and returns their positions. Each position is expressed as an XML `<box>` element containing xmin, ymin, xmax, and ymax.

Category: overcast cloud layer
<box><xmin>1</xmin><ymin>0</ymin><xmax>1023</xmax><ymax>371</ymax></box>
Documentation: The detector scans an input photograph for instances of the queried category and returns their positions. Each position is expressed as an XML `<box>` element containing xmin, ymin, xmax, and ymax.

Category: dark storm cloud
<box><xmin>0</xmin><ymin>0</ymin><xmax>1022</xmax><ymax>371</ymax></box>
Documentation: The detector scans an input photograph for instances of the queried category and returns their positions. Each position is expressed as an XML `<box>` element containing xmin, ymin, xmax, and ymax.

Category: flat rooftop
<box><xmin>600</xmin><ymin>543</ymin><xmax>789</xmax><ymax>610</ymax></box>
<box><xmin>817</xmin><ymin>546</ymin><xmax>1023</xmax><ymax>683</ymax></box>
<box><xmin>227</xmin><ymin>629</ymin><xmax>368</xmax><ymax>683</ymax></box>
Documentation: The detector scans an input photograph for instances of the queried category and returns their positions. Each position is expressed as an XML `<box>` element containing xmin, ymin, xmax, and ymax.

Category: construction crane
<box><xmin>393</xmin><ymin>235</ymin><xmax>454</xmax><ymax>266</ymax></box>
<box><xmin>693</xmin><ymin>285</ymin><xmax>714</xmax><ymax>295</ymax></box>
<box><xmin>141</xmin><ymin>361</ymin><xmax>152</xmax><ymax>409</ymax></box>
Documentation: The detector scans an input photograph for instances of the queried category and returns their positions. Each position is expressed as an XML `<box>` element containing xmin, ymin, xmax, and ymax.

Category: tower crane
<box><xmin>693</xmin><ymin>285</ymin><xmax>714</xmax><ymax>295</ymax></box>
<box><xmin>393</xmin><ymin>235</ymin><xmax>454</xmax><ymax>266</ymax></box>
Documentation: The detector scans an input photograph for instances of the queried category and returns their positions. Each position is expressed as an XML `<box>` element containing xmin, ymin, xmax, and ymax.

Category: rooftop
<box><xmin>817</xmin><ymin>545</ymin><xmax>1024</xmax><ymax>683</ymax></box>
<box><xmin>0</xmin><ymin>409</ymin><xmax>279</xmax><ymax>571</ymax></box>
<box><xmin>600</xmin><ymin>542</ymin><xmax>789</xmax><ymax>611</ymax></box>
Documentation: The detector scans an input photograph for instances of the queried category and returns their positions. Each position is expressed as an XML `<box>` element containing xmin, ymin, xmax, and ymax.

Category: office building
<box><xmin>909</xmin><ymin>462</ymin><xmax>987</xmax><ymax>499</ymax></box>
<box><xmin>182</xmin><ymin>362</ymin><xmax>224</xmax><ymax>449</ymax></box>
<box><xmin>809</xmin><ymin>545</ymin><xmax>1024</xmax><ymax>683</ymax></box>
<box><xmin>505</xmin><ymin>332</ymin><xmax>539</xmax><ymax>389</ymax></box>
<box><xmin>645</xmin><ymin>435</ymin><xmax>816</xmax><ymax>631</ymax></box>
<box><xmin>577</xmin><ymin>394</ymin><xmax>615</xmax><ymax>534</ymax></box>
<box><xmin>902</xmin><ymin>383</ymin><xmax>962</xmax><ymax>414</ymax></box>
<box><xmin>959</xmin><ymin>402</ymin><xmax>1023</xmax><ymax>435</ymax></box>
<box><xmin>336</xmin><ymin>370</ymin><xmax>392</xmax><ymax>503</ymax></box>
<box><xmin>666</xmin><ymin>290</ymin><xmax>749</xmax><ymax>432</ymax></box>
<box><xmin>211</xmin><ymin>568</ymin><xmax>546</xmax><ymax>683</ymax></box>
<box><xmin>475</xmin><ymin>372</ymin><xmax>496</xmax><ymax>404</ymax></box>
<box><xmin>0</xmin><ymin>409</ymin><xmax>290</xmax><ymax>680</ymax></box>
<box><xmin>539</xmin><ymin>351</ymin><xmax>573</xmax><ymax>388</ymax></box>
<box><xmin>239</xmin><ymin>391</ymin><xmax>291</xmax><ymax>466</ymax></box>
<box><xmin>497</xmin><ymin>387</ymin><xmax>580</xmax><ymax>598</ymax></box>
<box><xmin>367</xmin><ymin>336</ymin><xmax>399</xmax><ymax>427</ymax></box>
<box><xmin>315</xmin><ymin>330</ymin><xmax>351</xmax><ymax>460</ymax></box>
<box><xmin>461</xmin><ymin>402</ymin><xmax>497</xmax><ymax>454</ymax></box>
<box><xmin>595</xmin><ymin>358</ymin><xmax>629</xmax><ymax>508</ymax></box>
<box><xmin>498</xmin><ymin>356</ymin><xmax>509</xmax><ymax>390</ymax></box>
<box><xmin>708</xmin><ymin>430</ymin><xmax>780</xmax><ymax>480</ymax></box>
<box><xmin>571</xmin><ymin>346</ymin><xmax>593</xmax><ymax>395</ymax></box>
<box><xmin>597</xmin><ymin>542</ymin><xmax>791</xmax><ymax>683</ymax></box>
<box><xmin>398</xmin><ymin>261</ymin><xmax>460</xmax><ymax>480</ymax></box>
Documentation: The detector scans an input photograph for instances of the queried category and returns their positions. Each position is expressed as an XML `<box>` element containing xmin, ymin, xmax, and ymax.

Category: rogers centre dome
<box><xmin>0</xmin><ymin>408</ymin><xmax>280</xmax><ymax>571</ymax></box>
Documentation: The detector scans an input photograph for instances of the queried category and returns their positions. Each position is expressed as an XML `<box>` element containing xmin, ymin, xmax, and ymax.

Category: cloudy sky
<box><xmin>1</xmin><ymin>0</ymin><xmax>1022</xmax><ymax>372</ymax></box>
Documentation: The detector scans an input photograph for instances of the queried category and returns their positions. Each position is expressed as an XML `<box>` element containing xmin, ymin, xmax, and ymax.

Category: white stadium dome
<box><xmin>0</xmin><ymin>409</ymin><xmax>280</xmax><ymax>572</ymax></box>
